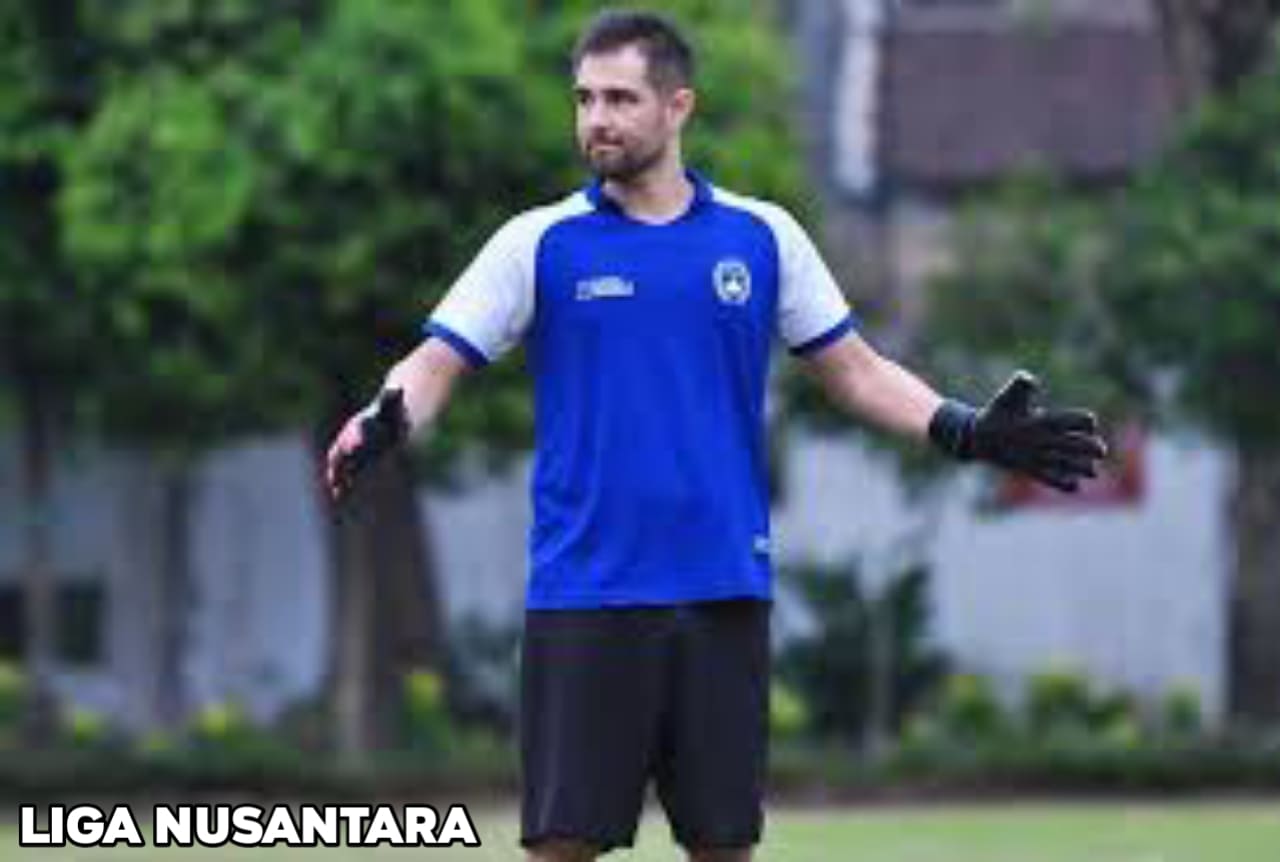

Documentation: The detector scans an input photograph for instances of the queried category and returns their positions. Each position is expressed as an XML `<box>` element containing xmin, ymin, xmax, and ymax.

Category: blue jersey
<box><xmin>427</xmin><ymin>171</ymin><xmax>854</xmax><ymax>609</ymax></box>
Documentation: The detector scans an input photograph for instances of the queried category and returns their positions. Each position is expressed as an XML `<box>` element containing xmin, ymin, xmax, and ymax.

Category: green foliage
<box><xmin>935</xmin><ymin>672</ymin><xmax>1007</xmax><ymax>741</ymax></box>
<box><xmin>776</xmin><ymin>560</ymin><xmax>949</xmax><ymax>741</ymax></box>
<box><xmin>0</xmin><ymin>662</ymin><xmax>24</xmax><ymax>749</ymax></box>
<box><xmin>770</xmin><ymin>678</ymin><xmax>810</xmax><ymax>741</ymax></box>
<box><xmin>169</xmin><ymin>700</ymin><xmax>309</xmax><ymax>774</ymax></box>
<box><xmin>1021</xmin><ymin>666</ymin><xmax>1140</xmax><ymax>747</ymax></box>
<box><xmin>922</xmin><ymin>170</ymin><xmax>1140</xmax><ymax>427</ymax></box>
<box><xmin>902</xmin><ymin>665</ymin><xmax>1213</xmax><ymax>767</ymax></box>
<box><xmin>888</xmin><ymin>731</ymin><xmax>1280</xmax><ymax>793</ymax></box>
<box><xmin>1026</xmin><ymin>665</ymin><xmax>1096</xmax><ymax>735</ymax></box>
<box><xmin>53</xmin><ymin>2</ymin><xmax>545</xmax><ymax>453</ymax></box>
<box><xmin>1104</xmin><ymin>56</ymin><xmax>1280</xmax><ymax>451</ymax></box>
<box><xmin>923</xmin><ymin>50</ymin><xmax>1280</xmax><ymax>454</ymax></box>
<box><xmin>402</xmin><ymin>668</ymin><xmax>453</xmax><ymax>752</ymax></box>
<box><xmin>1162</xmin><ymin>684</ymin><xmax>1205</xmax><ymax>737</ymax></box>
<box><xmin>57</xmin><ymin>706</ymin><xmax>110</xmax><ymax>751</ymax></box>
<box><xmin>189</xmin><ymin>701</ymin><xmax>253</xmax><ymax>748</ymax></box>
<box><xmin>0</xmin><ymin>6</ymin><xmax>102</xmax><ymax>419</ymax></box>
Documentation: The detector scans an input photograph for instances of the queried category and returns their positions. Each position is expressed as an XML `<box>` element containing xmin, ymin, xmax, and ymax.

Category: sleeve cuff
<box><xmin>789</xmin><ymin>314</ymin><xmax>858</xmax><ymax>357</ymax></box>
<box><xmin>423</xmin><ymin>320</ymin><xmax>490</xmax><ymax>368</ymax></box>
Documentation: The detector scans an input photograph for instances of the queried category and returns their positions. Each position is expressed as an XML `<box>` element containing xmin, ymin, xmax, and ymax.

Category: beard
<box><xmin>581</xmin><ymin>135</ymin><xmax>667</xmax><ymax>182</ymax></box>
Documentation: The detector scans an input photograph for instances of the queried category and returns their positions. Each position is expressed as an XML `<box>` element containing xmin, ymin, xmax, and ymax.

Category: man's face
<box><xmin>574</xmin><ymin>45</ymin><xmax>691</xmax><ymax>182</ymax></box>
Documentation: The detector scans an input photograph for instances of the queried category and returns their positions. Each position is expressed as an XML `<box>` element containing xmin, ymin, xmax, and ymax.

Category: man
<box><xmin>325</xmin><ymin>10</ymin><xmax>1106</xmax><ymax>862</ymax></box>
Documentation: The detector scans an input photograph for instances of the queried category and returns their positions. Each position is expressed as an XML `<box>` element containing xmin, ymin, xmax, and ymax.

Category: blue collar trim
<box><xmin>585</xmin><ymin>169</ymin><xmax>713</xmax><ymax>218</ymax></box>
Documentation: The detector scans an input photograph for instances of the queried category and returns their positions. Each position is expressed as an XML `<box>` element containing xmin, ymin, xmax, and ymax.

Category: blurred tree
<box><xmin>920</xmin><ymin>28</ymin><xmax>1280</xmax><ymax>721</ymax></box>
<box><xmin>3</xmin><ymin>0</ymin><xmax>313</xmax><ymax>735</ymax></box>
<box><xmin>19</xmin><ymin>0</ymin><xmax>805</xmax><ymax>757</ymax></box>
<box><xmin>60</xmin><ymin>0</ymin><xmax>551</xmax><ymax>756</ymax></box>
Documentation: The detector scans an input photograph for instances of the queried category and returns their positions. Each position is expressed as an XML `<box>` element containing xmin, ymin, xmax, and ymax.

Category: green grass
<box><xmin>6</xmin><ymin>802</ymin><xmax>1278</xmax><ymax>860</ymax></box>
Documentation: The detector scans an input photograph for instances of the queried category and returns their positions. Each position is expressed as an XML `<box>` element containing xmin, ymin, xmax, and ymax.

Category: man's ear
<box><xmin>669</xmin><ymin>86</ymin><xmax>696</xmax><ymax>127</ymax></box>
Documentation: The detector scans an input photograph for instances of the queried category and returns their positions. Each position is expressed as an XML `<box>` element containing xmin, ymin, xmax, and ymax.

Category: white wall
<box><xmin>186</xmin><ymin>437</ymin><xmax>329</xmax><ymax>722</ymax></box>
<box><xmin>777</xmin><ymin>430</ymin><xmax>1230</xmax><ymax>721</ymax></box>
<box><xmin>0</xmin><ymin>435</ymin><xmax>329</xmax><ymax>729</ymax></box>
<box><xmin>419</xmin><ymin>427</ymin><xmax>1230</xmax><ymax>719</ymax></box>
<box><xmin>0</xmin><ymin>425</ymin><xmax>1231</xmax><ymax>727</ymax></box>
<box><xmin>421</xmin><ymin>462</ymin><xmax>531</xmax><ymax>626</ymax></box>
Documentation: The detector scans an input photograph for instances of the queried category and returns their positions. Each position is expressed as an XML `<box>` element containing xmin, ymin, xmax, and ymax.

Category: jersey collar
<box><xmin>585</xmin><ymin>168</ymin><xmax>713</xmax><ymax>221</ymax></box>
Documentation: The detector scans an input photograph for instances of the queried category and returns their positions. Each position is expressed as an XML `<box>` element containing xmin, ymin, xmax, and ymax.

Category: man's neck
<box><xmin>603</xmin><ymin>157</ymin><xmax>694</xmax><ymax>224</ymax></box>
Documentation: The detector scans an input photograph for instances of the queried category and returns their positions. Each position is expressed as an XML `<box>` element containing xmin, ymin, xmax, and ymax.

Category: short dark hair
<box><xmin>572</xmin><ymin>9</ymin><xmax>695</xmax><ymax>93</ymax></box>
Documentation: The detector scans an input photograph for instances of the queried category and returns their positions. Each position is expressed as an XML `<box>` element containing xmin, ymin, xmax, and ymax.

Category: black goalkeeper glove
<box><xmin>929</xmin><ymin>371</ymin><xmax>1108</xmax><ymax>493</ymax></box>
<box><xmin>333</xmin><ymin>388</ymin><xmax>410</xmax><ymax>498</ymax></box>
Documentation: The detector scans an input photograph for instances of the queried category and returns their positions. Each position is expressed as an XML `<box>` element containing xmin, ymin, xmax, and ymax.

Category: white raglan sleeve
<box><xmin>424</xmin><ymin>215</ymin><xmax>538</xmax><ymax>367</ymax></box>
<box><xmin>770</xmin><ymin>206</ymin><xmax>856</xmax><ymax>355</ymax></box>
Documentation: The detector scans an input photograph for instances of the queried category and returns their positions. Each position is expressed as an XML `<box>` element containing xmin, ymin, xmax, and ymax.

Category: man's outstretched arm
<box><xmin>802</xmin><ymin>332</ymin><xmax>1107</xmax><ymax>493</ymax></box>
<box><xmin>324</xmin><ymin>338</ymin><xmax>470</xmax><ymax>500</ymax></box>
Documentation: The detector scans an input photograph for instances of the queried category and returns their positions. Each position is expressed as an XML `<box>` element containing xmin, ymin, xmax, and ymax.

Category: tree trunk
<box><xmin>329</xmin><ymin>480</ymin><xmax>372</xmax><ymax>761</ymax></box>
<box><xmin>1154</xmin><ymin>0</ymin><xmax>1280</xmax><ymax>109</ymax></box>
<box><xmin>367</xmin><ymin>448</ymin><xmax>444</xmax><ymax>745</ymax></box>
<box><xmin>18</xmin><ymin>386</ymin><xmax>58</xmax><ymax>747</ymax></box>
<box><xmin>311</xmin><ymin>424</ymin><xmax>443</xmax><ymax>761</ymax></box>
<box><xmin>1156</xmin><ymin>0</ymin><xmax>1280</xmax><ymax>724</ymax></box>
<box><xmin>1152</xmin><ymin>0</ymin><xmax>1213</xmax><ymax>111</ymax></box>
<box><xmin>1227</xmin><ymin>448</ymin><xmax>1280</xmax><ymax>722</ymax></box>
<box><xmin>154</xmin><ymin>456</ymin><xmax>194</xmax><ymax>728</ymax></box>
<box><xmin>1198</xmin><ymin>0</ymin><xmax>1280</xmax><ymax>93</ymax></box>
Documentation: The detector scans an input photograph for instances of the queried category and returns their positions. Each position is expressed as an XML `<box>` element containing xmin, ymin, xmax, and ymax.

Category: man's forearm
<box><xmin>846</xmin><ymin>355</ymin><xmax>943</xmax><ymax>441</ymax></box>
<box><xmin>380</xmin><ymin>338</ymin><xmax>467</xmax><ymax>436</ymax></box>
<box><xmin>812</xmin><ymin>340</ymin><xmax>943</xmax><ymax>442</ymax></box>
<box><xmin>805</xmin><ymin>333</ymin><xmax>1106</xmax><ymax>492</ymax></box>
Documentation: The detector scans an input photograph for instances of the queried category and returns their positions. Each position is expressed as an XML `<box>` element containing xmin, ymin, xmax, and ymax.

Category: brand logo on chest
<box><xmin>576</xmin><ymin>275</ymin><xmax>636</xmax><ymax>301</ymax></box>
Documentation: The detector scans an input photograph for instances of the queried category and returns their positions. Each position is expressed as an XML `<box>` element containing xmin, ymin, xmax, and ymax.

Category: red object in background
<box><xmin>997</xmin><ymin>423</ymin><xmax>1146</xmax><ymax>509</ymax></box>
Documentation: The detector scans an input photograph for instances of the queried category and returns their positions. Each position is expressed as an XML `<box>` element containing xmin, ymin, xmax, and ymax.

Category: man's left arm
<box><xmin>803</xmin><ymin>332</ymin><xmax>1108</xmax><ymax>493</ymax></box>
<box><xmin>802</xmin><ymin>331</ymin><xmax>942</xmax><ymax>441</ymax></box>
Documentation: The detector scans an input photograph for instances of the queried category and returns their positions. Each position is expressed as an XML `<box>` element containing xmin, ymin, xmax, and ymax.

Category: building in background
<box><xmin>800</xmin><ymin>0</ymin><xmax>1174</xmax><ymax>344</ymax></box>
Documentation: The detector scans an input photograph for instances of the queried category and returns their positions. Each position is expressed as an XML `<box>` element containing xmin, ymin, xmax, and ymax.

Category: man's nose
<box><xmin>582</xmin><ymin>101</ymin><xmax>613</xmax><ymax>132</ymax></box>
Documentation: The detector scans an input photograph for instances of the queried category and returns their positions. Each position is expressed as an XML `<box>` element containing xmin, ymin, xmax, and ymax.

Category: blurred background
<box><xmin>2</xmin><ymin>0</ymin><xmax>1279</xmax><ymax>817</ymax></box>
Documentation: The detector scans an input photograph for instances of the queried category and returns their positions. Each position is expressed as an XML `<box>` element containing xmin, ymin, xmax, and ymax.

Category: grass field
<box><xmin>6</xmin><ymin>801</ymin><xmax>1278</xmax><ymax>860</ymax></box>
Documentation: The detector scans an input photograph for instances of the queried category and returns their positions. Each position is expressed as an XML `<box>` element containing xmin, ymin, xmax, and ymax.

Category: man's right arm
<box><xmin>324</xmin><ymin>206</ymin><xmax>549</xmax><ymax>500</ymax></box>
<box><xmin>382</xmin><ymin>337</ymin><xmax>471</xmax><ymax>434</ymax></box>
<box><xmin>324</xmin><ymin>338</ymin><xmax>470</xmax><ymax>500</ymax></box>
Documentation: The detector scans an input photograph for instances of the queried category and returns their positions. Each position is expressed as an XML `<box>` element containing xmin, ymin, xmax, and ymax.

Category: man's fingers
<box><xmin>1038</xmin><ymin>408</ymin><xmax>1100</xmax><ymax>436</ymax></box>
<box><xmin>1036</xmin><ymin>429</ymin><xmax>1109</xmax><ymax>460</ymax></box>
<box><xmin>989</xmin><ymin>370</ymin><xmax>1040</xmax><ymax>416</ymax></box>
<box><xmin>1031</xmin><ymin>451</ymin><xmax>1098</xmax><ymax>481</ymax></box>
<box><xmin>1042</xmin><ymin>473</ymin><xmax>1080</xmax><ymax>494</ymax></box>
<box><xmin>323</xmin><ymin>393</ymin><xmax>407</xmax><ymax>502</ymax></box>
<box><xmin>333</xmin><ymin>437</ymin><xmax>383</xmax><ymax>499</ymax></box>
<box><xmin>325</xmin><ymin>443</ymin><xmax>348</xmax><ymax>493</ymax></box>
<box><xmin>1026</xmin><ymin>463</ymin><xmax>1082</xmax><ymax>494</ymax></box>
<box><xmin>971</xmin><ymin>373</ymin><xmax>1106</xmax><ymax>494</ymax></box>
<box><xmin>325</xmin><ymin>418</ymin><xmax>366</xmax><ymax>501</ymax></box>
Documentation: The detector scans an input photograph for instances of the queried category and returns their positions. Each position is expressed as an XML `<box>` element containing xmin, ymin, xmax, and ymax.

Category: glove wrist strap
<box><xmin>929</xmin><ymin>399</ymin><xmax>977</xmax><ymax>461</ymax></box>
<box><xmin>358</xmin><ymin>388</ymin><xmax>410</xmax><ymax>456</ymax></box>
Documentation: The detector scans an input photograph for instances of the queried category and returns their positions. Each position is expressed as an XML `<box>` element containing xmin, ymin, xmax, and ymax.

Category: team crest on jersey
<box><xmin>713</xmin><ymin>258</ymin><xmax>752</xmax><ymax>305</ymax></box>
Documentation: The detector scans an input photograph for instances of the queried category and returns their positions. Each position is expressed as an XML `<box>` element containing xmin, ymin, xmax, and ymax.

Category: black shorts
<box><xmin>519</xmin><ymin>598</ymin><xmax>770</xmax><ymax>854</ymax></box>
